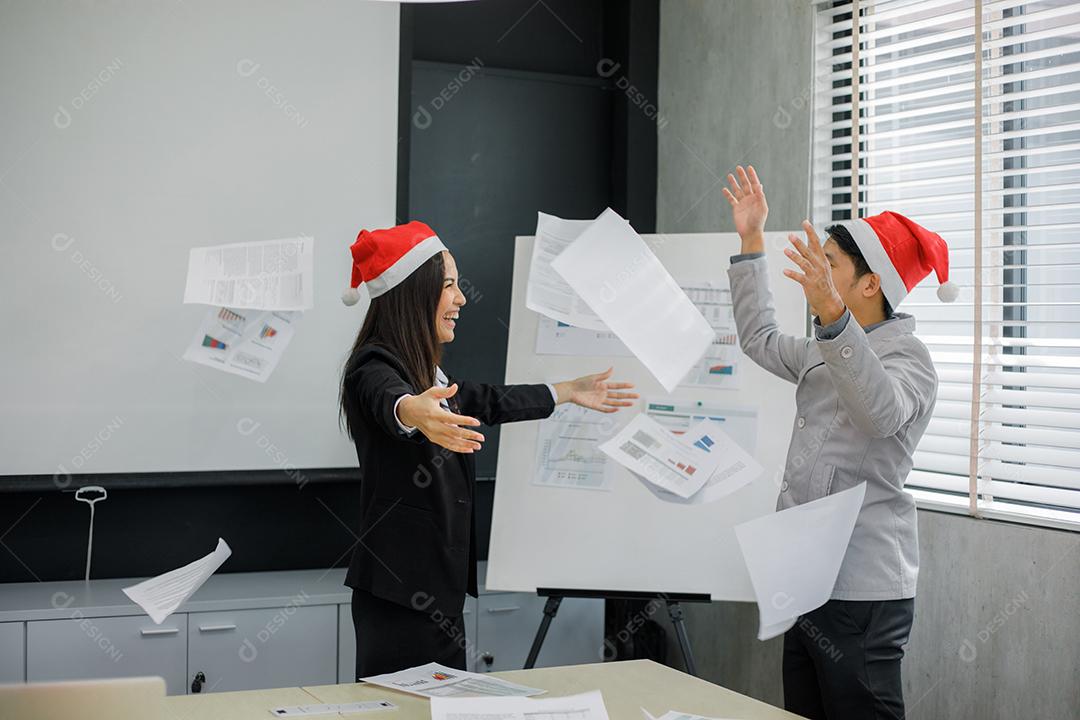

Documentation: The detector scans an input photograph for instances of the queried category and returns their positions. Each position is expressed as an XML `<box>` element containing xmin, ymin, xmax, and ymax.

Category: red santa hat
<box><xmin>341</xmin><ymin>220</ymin><xmax>447</xmax><ymax>306</ymax></box>
<box><xmin>835</xmin><ymin>211</ymin><xmax>957</xmax><ymax>308</ymax></box>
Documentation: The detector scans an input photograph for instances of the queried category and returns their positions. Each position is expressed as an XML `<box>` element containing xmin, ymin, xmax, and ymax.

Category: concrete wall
<box><xmin>657</xmin><ymin>0</ymin><xmax>813</xmax><ymax>235</ymax></box>
<box><xmin>656</xmin><ymin>1</ymin><xmax>1080</xmax><ymax>717</ymax></box>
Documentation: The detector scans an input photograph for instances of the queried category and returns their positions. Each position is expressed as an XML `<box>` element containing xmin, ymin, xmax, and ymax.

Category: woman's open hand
<box><xmin>555</xmin><ymin>367</ymin><xmax>639</xmax><ymax>413</ymax></box>
<box><xmin>397</xmin><ymin>384</ymin><xmax>485</xmax><ymax>453</ymax></box>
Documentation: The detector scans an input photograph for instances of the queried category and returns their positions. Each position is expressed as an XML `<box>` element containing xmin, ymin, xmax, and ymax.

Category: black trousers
<box><xmin>351</xmin><ymin>588</ymin><xmax>468</xmax><ymax>680</ymax></box>
<box><xmin>783</xmin><ymin>598</ymin><xmax>915</xmax><ymax>720</ymax></box>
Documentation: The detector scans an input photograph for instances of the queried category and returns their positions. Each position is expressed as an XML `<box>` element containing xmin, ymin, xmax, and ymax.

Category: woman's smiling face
<box><xmin>435</xmin><ymin>251</ymin><xmax>466</xmax><ymax>343</ymax></box>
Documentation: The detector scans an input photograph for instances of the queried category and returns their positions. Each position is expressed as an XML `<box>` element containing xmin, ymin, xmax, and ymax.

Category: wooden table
<box><xmin>164</xmin><ymin>660</ymin><xmax>805</xmax><ymax>719</ymax></box>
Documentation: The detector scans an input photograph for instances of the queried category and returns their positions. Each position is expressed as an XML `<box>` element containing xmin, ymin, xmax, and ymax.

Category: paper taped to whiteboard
<box><xmin>525</xmin><ymin>212</ymin><xmax>608</xmax><ymax>332</ymax></box>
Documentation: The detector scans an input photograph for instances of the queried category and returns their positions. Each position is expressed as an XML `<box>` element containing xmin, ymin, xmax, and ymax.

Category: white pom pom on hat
<box><xmin>936</xmin><ymin>280</ymin><xmax>960</xmax><ymax>303</ymax></box>
<box><xmin>341</xmin><ymin>287</ymin><xmax>361</xmax><ymax>307</ymax></box>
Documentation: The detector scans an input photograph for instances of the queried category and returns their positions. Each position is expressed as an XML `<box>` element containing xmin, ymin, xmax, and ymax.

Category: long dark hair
<box><xmin>339</xmin><ymin>251</ymin><xmax>445</xmax><ymax>441</ymax></box>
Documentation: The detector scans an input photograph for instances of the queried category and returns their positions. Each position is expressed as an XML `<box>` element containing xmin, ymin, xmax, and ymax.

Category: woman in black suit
<box><xmin>338</xmin><ymin>221</ymin><xmax>636</xmax><ymax>679</ymax></box>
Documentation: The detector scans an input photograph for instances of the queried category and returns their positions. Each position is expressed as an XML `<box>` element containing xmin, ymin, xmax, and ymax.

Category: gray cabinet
<box><xmin>1</xmin><ymin>568</ymin><xmax>600</xmax><ymax>694</ymax></box>
<box><xmin>187</xmin><ymin>605</ymin><xmax>337</xmax><ymax>693</ymax></box>
<box><xmin>25</xmin><ymin>614</ymin><xmax>187</xmax><ymax>694</ymax></box>
<box><xmin>462</xmin><ymin>595</ymin><xmax>477</xmax><ymax>672</ymax></box>
<box><xmin>337</xmin><ymin>603</ymin><xmax>353</xmax><ymax>683</ymax></box>
<box><xmin>0</xmin><ymin>622</ymin><xmax>25</xmax><ymax>682</ymax></box>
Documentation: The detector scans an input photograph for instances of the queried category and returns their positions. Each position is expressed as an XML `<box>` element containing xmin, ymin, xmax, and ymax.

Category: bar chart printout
<box><xmin>532</xmin><ymin>405</ymin><xmax>614</xmax><ymax>491</ymax></box>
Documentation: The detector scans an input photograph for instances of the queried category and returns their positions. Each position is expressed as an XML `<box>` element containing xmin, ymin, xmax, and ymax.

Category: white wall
<box><xmin>0</xmin><ymin>0</ymin><xmax>399</xmax><ymax>476</ymax></box>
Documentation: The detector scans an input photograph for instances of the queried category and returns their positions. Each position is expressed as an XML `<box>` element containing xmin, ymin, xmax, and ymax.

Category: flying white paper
<box><xmin>533</xmin><ymin>281</ymin><xmax>732</xmax><ymax>369</ymax></box>
<box><xmin>526</xmin><ymin>212</ymin><xmax>608</xmax><ymax>331</ymax></box>
<box><xmin>122</xmin><ymin>538</ymin><xmax>231</xmax><ymax>624</ymax></box>
<box><xmin>599</xmin><ymin>414</ymin><xmax>720</xmax><ymax>499</ymax></box>
<box><xmin>640</xmin><ymin>419</ymin><xmax>763</xmax><ymax>505</ymax></box>
<box><xmin>182</xmin><ymin>306</ymin><xmax>298</xmax><ymax>383</ymax></box>
<box><xmin>550</xmin><ymin>209</ymin><xmax>714</xmax><ymax>391</ymax></box>
<box><xmin>432</xmin><ymin>690</ymin><xmax>610</xmax><ymax>720</ymax></box>
<box><xmin>734</xmin><ymin>483</ymin><xmax>867</xmax><ymax>640</ymax></box>
<box><xmin>183</xmin><ymin>237</ymin><xmax>314</xmax><ymax>311</ymax></box>
<box><xmin>361</xmin><ymin>662</ymin><xmax>545</xmax><ymax>699</ymax></box>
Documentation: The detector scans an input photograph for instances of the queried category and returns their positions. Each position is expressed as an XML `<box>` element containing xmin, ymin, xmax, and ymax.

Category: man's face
<box><xmin>823</xmin><ymin>237</ymin><xmax>872</xmax><ymax>311</ymax></box>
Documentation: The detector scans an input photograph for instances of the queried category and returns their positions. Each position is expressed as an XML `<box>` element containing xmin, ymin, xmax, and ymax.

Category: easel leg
<box><xmin>524</xmin><ymin>596</ymin><xmax>562</xmax><ymax>669</ymax></box>
<box><xmin>666</xmin><ymin>600</ymin><xmax>698</xmax><ymax>677</ymax></box>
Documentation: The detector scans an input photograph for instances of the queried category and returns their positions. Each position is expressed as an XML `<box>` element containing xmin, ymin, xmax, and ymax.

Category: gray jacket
<box><xmin>728</xmin><ymin>255</ymin><xmax>937</xmax><ymax>600</ymax></box>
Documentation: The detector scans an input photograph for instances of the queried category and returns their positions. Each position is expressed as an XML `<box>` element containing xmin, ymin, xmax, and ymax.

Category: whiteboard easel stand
<box><xmin>522</xmin><ymin>588</ymin><xmax>710</xmax><ymax>677</ymax></box>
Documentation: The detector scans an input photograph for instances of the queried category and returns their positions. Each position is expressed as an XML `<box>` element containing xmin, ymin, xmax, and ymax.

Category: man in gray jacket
<box><xmin>723</xmin><ymin>166</ymin><xmax>954</xmax><ymax>719</ymax></box>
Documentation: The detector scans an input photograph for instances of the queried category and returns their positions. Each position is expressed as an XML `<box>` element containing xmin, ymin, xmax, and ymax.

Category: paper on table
<box><xmin>599</xmin><ymin>414</ymin><xmax>720</xmax><ymax>499</ymax></box>
<box><xmin>734</xmin><ymin>483</ymin><xmax>867</xmax><ymax>640</ymax></box>
<box><xmin>640</xmin><ymin>419</ymin><xmax>763</xmax><ymax>505</ymax></box>
<box><xmin>526</xmin><ymin>212</ymin><xmax>609</xmax><ymax>332</ymax></box>
<box><xmin>361</xmin><ymin>662</ymin><xmax>545</xmax><ymax>699</ymax></box>
<box><xmin>641</xmin><ymin>710</ymin><xmax>736</xmax><ymax>720</ymax></box>
<box><xmin>183</xmin><ymin>237</ymin><xmax>314</xmax><ymax>311</ymax></box>
<box><xmin>432</xmin><ymin>690</ymin><xmax>609</xmax><ymax>720</ymax></box>
<box><xmin>550</xmin><ymin>208</ymin><xmax>714</xmax><ymax>391</ymax></box>
<box><xmin>268</xmin><ymin>700</ymin><xmax>397</xmax><ymax>716</ymax></box>
<box><xmin>182</xmin><ymin>306</ymin><xmax>298</xmax><ymax>383</ymax></box>
<box><xmin>122</xmin><ymin>538</ymin><xmax>231</xmax><ymax>624</ymax></box>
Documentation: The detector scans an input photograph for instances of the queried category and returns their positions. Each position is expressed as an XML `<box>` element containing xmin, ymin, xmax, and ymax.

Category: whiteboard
<box><xmin>0</xmin><ymin>1</ymin><xmax>399</xmax><ymax>477</ymax></box>
<box><xmin>487</xmin><ymin>232</ymin><xmax>805</xmax><ymax>601</ymax></box>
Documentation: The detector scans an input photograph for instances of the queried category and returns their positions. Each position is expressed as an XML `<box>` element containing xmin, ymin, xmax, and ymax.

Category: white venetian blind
<box><xmin>812</xmin><ymin>0</ymin><xmax>1080</xmax><ymax>527</ymax></box>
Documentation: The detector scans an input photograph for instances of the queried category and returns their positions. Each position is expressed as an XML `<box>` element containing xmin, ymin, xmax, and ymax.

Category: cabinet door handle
<box><xmin>486</xmin><ymin>606</ymin><xmax>520</xmax><ymax>614</ymax></box>
<box><xmin>198</xmin><ymin>623</ymin><xmax>237</xmax><ymax>632</ymax></box>
<box><xmin>140</xmin><ymin>627</ymin><xmax>180</xmax><ymax>636</ymax></box>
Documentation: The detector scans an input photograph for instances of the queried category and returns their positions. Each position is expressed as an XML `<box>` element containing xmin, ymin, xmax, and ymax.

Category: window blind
<box><xmin>812</xmin><ymin>0</ymin><xmax>1080</xmax><ymax>528</ymax></box>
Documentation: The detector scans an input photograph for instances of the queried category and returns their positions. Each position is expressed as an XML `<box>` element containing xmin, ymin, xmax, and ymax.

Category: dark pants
<box><xmin>783</xmin><ymin>598</ymin><xmax>915</xmax><ymax>720</ymax></box>
<box><xmin>351</xmin><ymin>588</ymin><xmax>468</xmax><ymax>681</ymax></box>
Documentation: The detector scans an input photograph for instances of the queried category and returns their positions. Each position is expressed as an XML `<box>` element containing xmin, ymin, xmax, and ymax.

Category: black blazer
<box><xmin>343</xmin><ymin>344</ymin><xmax>555</xmax><ymax>617</ymax></box>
